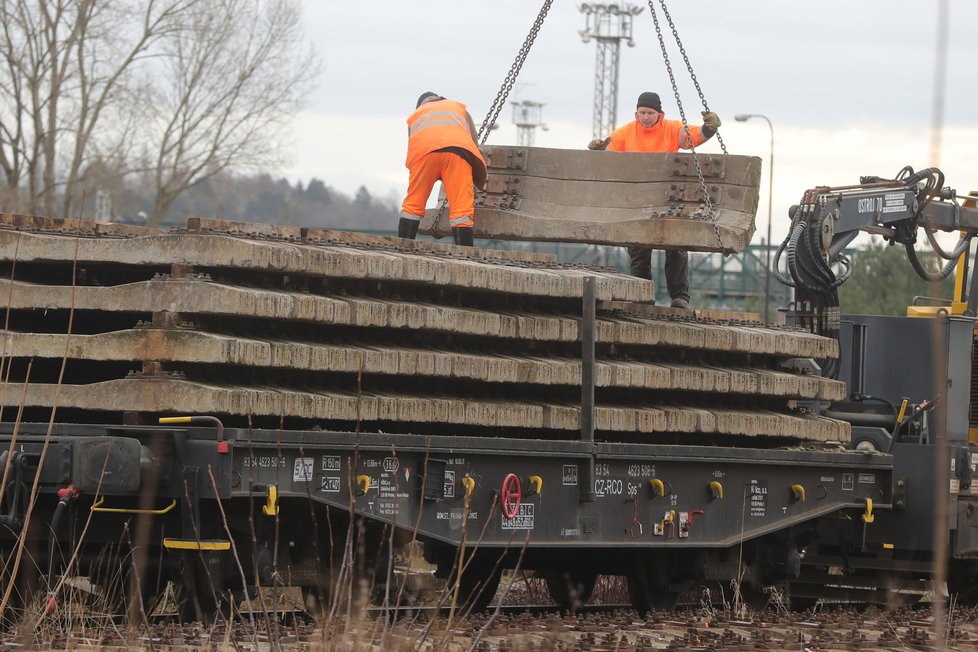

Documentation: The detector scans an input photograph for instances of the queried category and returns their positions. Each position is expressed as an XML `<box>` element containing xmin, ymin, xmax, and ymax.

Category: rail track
<box><xmin>26</xmin><ymin>601</ymin><xmax>978</xmax><ymax>651</ymax></box>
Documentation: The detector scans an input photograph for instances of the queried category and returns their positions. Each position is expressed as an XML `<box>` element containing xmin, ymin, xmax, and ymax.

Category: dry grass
<box><xmin>0</xmin><ymin>544</ymin><xmax>637</xmax><ymax>651</ymax></box>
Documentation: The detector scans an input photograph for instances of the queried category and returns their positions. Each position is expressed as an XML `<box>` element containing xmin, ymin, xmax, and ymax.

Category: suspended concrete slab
<box><xmin>421</xmin><ymin>146</ymin><xmax>761</xmax><ymax>253</ymax></box>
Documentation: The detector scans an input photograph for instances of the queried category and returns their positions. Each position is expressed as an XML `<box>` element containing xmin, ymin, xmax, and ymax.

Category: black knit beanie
<box><xmin>636</xmin><ymin>92</ymin><xmax>662</xmax><ymax>111</ymax></box>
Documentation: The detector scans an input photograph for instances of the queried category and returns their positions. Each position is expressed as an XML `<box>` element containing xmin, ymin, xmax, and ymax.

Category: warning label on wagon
<box><xmin>501</xmin><ymin>503</ymin><xmax>535</xmax><ymax>530</ymax></box>
<box><xmin>562</xmin><ymin>464</ymin><xmax>578</xmax><ymax>486</ymax></box>
<box><xmin>748</xmin><ymin>479</ymin><xmax>768</xmax><ymax>518</ymax></box>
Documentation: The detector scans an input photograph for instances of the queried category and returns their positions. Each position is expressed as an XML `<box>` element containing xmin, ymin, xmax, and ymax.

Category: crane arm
<box><xmin>775</xmin><ymin>166</ymin><xmax>978</xmax><ymax>372</ymax></box>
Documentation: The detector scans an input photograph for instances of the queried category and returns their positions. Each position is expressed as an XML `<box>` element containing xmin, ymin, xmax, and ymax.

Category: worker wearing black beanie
<box><xmin>588</xmin><ymin>92</ymin><xmax>722</xmax><ymax>309</ymax></box>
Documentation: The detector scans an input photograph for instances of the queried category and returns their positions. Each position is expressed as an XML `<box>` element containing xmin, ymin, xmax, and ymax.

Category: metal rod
<box><xmin>734</xmin><ymin>113</ymin><xmax>774</xmax><ymax>322</ymax></box>
<box><xmin>849</xmin><ymin>323</ymin><xmax>867</xmax><ymax>397</ymax></box>
<box><xmin>965</xmin><ymin>243</ymin><xmax>978</xmax><ymax>317</ymax></box>
<box><xmin>581</xmin><ymin>277</ymin><xmax>596</xmax><ymax>443</ymax></box>
<box><xmin>580</xmin><ymin>276</ymin><xmax>596</xmax><ymax>502</ymax></box>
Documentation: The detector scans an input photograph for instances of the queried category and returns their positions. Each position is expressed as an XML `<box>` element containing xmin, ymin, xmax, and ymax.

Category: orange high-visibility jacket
<box><xmin>406</xmin><ymin>99</ymin><xmax>487</xmax><ymax>188</ymax></box>
<box><xmin>607</xmin><ymin>117</ymin><xmax>707</xmax><ymax>153</ymax></box>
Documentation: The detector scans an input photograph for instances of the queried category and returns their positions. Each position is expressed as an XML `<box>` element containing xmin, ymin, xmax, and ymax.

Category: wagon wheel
<box><xmin>300</xmin><ymin>558</ymin><xmax>339</xmax><ymax>622</ymax></box>
<box><xmin>784</xmin><ymin>581</ymin><xmax>820</xmax><ymax>613</ymax></box>
<box><xmin>175</xmin><ymin>551</ymin><xmax>229</xmax><ymax>624</ymax></box>
<box><xmin>544</xmin><ymin>570</ymin><xmax>597</xmax><ymax>611</ymax></box>
<box><xmin>732</xmin><ymin>581</ymin><xmax>772</xmax><ymax>615</ymax></box>
<box><xmin>456</xmin><ymin>563</ymin><xmax>502</xmax><ymax>614</ymax></box>
<box><xmin>0</xmin><ymin>544</ymin><xmax>35</xmax><ymax>628</ymax></box>
<box><xmin>437</xmin><ymin>549</ymin><xmax>502</xmax><ymax>614</ymax></box>
<box><xmin>627</xmin><ymin>554</ymin><xmax>677</xmax><ymax>616</ymax></box>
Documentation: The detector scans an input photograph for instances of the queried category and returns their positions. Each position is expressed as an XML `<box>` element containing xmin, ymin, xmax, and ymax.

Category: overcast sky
<box><xmin>287</xmin><ymin>0</ymin><xmax>978</xmax><ymax>246</ymax></box>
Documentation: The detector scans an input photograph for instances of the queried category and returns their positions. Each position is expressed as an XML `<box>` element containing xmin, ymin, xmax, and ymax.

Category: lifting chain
<box><xmin>477</xmin><ymin>0</ymin><xmax>554</xmax><ymax>144</ymax></box>
<box><xmin>434</xmin><ymin>0</ymin><xmax>552</xmax><ymax>224</ymax></box>
<box><xmin>655</xmin><ymin>1</ymin><xmax>727</xmax><ymax>156</ymax></box>
<box><xmin>647</xmin><ymin>0</ymin><xmax>727</xmax><ymax>253</ymax></box>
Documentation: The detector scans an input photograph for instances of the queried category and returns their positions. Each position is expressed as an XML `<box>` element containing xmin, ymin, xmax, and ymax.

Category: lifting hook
<box><xmin>791</xmin><ymin>484</ymin><xmax>806</xmax><ymax>502</ymax></box>
<box><xmin>262</xmin><ymin>484</ymin><xmax>279</xmax><ymax>516</ymax></box>
<box><xmin>709</xmin><ymin>481</ymin><xmax>724</xmax><ymax>500</ymax></box>
<box><xmin>356</xmin><ymin>475</ymin><xmax>371</xmax><ymax>496</ymax></box>
<box><xmin>461</xmin><ymin>475</ymin><xmax>476</xmax><ymax>500</ymax></box>
<box><xmin>649</xmin><ymin>478</ymin><xmax>667</xmax><ymax>498</ymax></box>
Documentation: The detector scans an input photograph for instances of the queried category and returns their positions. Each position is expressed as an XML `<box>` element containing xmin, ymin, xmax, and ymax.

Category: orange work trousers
<box><xmin>400</xmin><ymin>150</ymin><xmax>475</xmax><ymax>228</ymax></box>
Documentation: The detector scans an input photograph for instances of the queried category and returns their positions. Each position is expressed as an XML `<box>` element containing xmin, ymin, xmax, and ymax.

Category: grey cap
<box><xmin>416</xmin><ymin>91</ymin><xmax>443</xmax><ymax>108</ymax></box>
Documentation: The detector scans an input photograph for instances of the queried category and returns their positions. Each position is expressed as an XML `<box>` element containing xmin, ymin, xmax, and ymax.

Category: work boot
<box><xmin>664</xmin><ymin>250</ymin><xmax>689</xmax><ymax>300</ymax></box>
<box><xmin>670</xmin><ymin>297</ymin><xmax>691</xmax><ymax>310</ymax></box>
<box><xmin>397</xmin><ymin>217</ymin><xmax>420</xmax><ymax>240</ymax></box>
<box><xmin>452</xmin><ymin>226</ymin><xmax>474</xmax><ymax>247</ymax></box>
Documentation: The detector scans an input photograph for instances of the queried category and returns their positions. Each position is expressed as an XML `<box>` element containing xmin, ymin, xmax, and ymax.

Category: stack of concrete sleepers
<box><xmin>0</xmin><ymin>214</ymin><xmax>846</xmax><ymax>445</ymax></box>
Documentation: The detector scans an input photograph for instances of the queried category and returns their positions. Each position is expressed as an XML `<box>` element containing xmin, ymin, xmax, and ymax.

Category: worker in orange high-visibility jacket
<box><xmin>589</xmin><ymin>92</ymin><xmax>721</xmax><ymax>310</ymax></box>
<box><xmin>398</xmin><ymin>92</ymin><xmax>488</xmax><ymax>247</ymax></box>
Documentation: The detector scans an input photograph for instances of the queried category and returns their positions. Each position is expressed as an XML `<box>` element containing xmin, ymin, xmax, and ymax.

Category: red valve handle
<box><xmin>501</xmin><ymin>473</ymin><xmax>522</xmax><ymax>519</ymax></box>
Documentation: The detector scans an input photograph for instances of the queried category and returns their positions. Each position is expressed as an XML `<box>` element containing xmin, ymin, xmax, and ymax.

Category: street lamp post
<box><xmin>734</xmin><ymin>114</ymin><xmax>774</xmax><ymax>323</ymax></box>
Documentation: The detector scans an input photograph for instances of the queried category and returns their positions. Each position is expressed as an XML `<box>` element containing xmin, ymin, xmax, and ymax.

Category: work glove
<box><xmin>588</xmin><ymin>136</ymin><xmax>611</xmax><ymax>151</ymax></box>
<box><xmin>701</xmin><ymin>111</ymin><xmax>721</xmax><ymax>130</ymax></box>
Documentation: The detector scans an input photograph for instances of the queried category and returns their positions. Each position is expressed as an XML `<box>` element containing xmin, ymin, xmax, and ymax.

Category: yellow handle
<box><xmin>709</xmin><ymin>481</ymin><xmax>724</xmax><ymax>500</ymax></box>
<box><xmin>896</xmin><ymin>399</ymin><xmax>909</xmax><ymax>425</ymax></box>
<box><xmin>461</xmin><ymin>475</ymin><xmax>476</xmax><ymax>499</ymax></box>
<box><xmin>527</xmin><ymin>475</ymin><xmax>543</xmax><ymax>495</ymax></box>
<box><xmin>159</xmin><ymin>416</ymin><xmax>192</xmax><ymax>424</ymax></box>
<box><xmin>158</xmin><ymin>414</ymin><xmax>225</xmax><ymax>444</ymax></box>
<box><xmin>862</xmin><ymin>497</ymin><xmax>875</xmax><ymax>523</ymax></box>
<box><xmin>262</xmin><ymin>485</ymin><xmax>279</xmax><ymax>516</ymax></box>
<box><xmin>356</xmin><ymin>475</ymin><xmax>371</xmax><ymax>496</ymax></box>
<box><xmin>791</xmin><ymin>484</ymin><xmax>806</xmax><ymax>502</ymax></box>
<box><xmin>659</xmin><ymin>509</ymin><xmax>676</xmax><ymax>530</ymax></box>
<box><xmin>162</xmin><ymin>538</ymin><xmax>230</xmax><ymax>551</ymax></box>
<box><xmin>649</xmin><ymin>478</ymin><xmax>665</xmax><ymax>497</ymax></box>
<box><xmin>91</xmin><ymin>497</ymin><xmax>177</xmax><ymax>515</ymax></box>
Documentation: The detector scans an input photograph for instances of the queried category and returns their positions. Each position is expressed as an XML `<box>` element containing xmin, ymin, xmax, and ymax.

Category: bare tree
<box><xmin>0</xmin><ymin>0</ymin><xmax>319</xmax><ymax>222</ymax></box>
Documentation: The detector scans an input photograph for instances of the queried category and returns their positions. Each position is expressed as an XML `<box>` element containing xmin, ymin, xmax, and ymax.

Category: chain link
<box><xmin>656</xmin><ymin>0</ymin><xmax>727</xmax><ymax>155</ymax></box>
<box><xmin>433</xmin><ymin>0</ymin><xmax>552</xmax><ymax>224</ymax></box>
<box><xmin>477</xmin><ymin>0</ymin><xmax>554</xmax><ymax>144</ymax></box>
<box><xmin>647</xmin><ymin>0</ymin><xmax>726</xmax><ymax>252</ymax></box>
